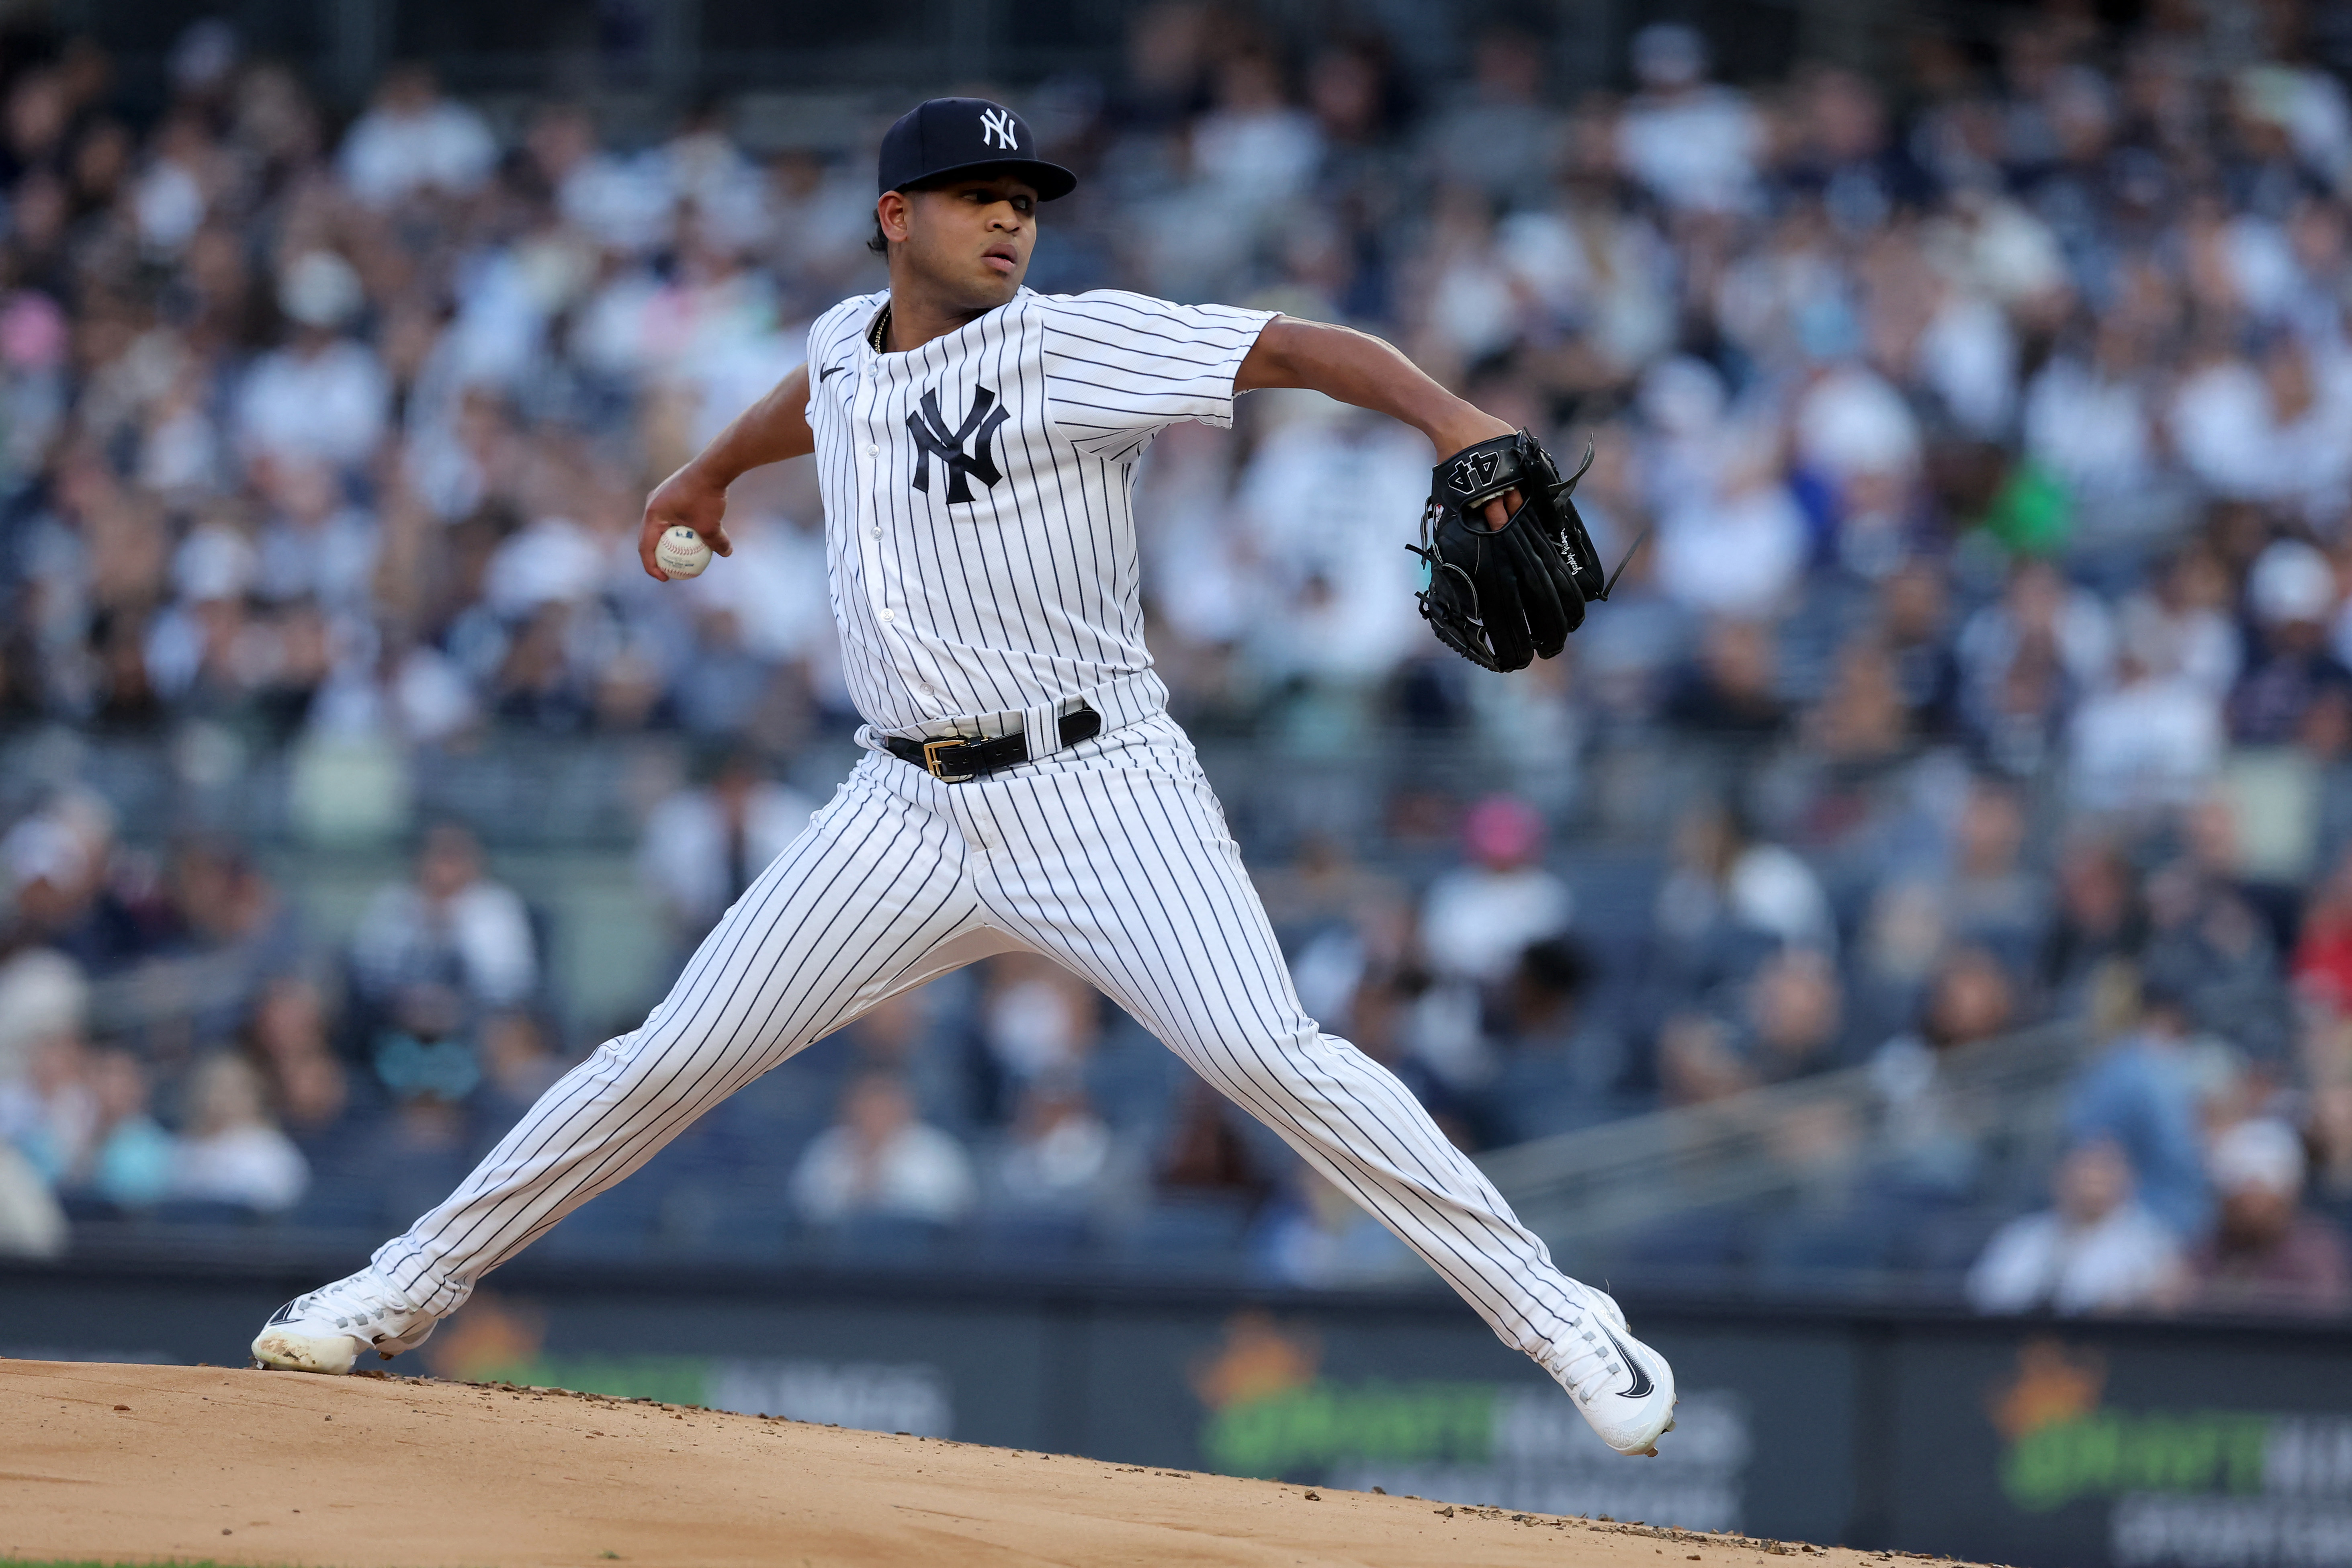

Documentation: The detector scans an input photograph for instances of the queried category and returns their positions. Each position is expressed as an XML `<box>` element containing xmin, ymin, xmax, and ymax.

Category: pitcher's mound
<box><xmin>5</xmin><ymin>1358</ymin><xmax>1954</xmax><ymax>1567</ymax></box>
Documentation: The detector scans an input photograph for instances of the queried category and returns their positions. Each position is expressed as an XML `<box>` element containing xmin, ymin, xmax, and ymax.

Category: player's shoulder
<box><xmin>1031</xmin><ymin>288</ymin><xmax>1197</xmax><ymax>327</ymax></box>
<box><xmin>809</xmin><ymin>290</ymin><xmax>888</xmax><ymax>352</ymax></box>
<box><xmin>1032</xmin><ymin>291</ymin><xmax>1273</xmax><ymax>358</ymax></box>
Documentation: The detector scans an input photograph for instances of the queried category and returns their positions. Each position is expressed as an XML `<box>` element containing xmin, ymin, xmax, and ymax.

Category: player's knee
<box><xmin>1210</xmin><ymin>1020</ymin><xmax>1335</xmax><ymax>1086</ymax></box>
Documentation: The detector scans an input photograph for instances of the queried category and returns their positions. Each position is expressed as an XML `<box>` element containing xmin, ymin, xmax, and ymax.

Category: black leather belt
<box><xmin>884</xmin><ymin>704</ymin><xmax>1102</xmax><ymax>783</ymax></box>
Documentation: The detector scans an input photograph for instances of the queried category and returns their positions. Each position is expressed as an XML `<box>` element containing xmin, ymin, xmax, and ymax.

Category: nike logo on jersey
<box><xmin>1597</xmin><ymin>1322</ymin><xmax>1655</xmax><ymax>1400</ymax></box>
<box><xmin>818</xmin><ymin>363</ymin><xmax>851</xmax><ymax>381</ymax></box>
<box><xmin>908</xmin><ymin>384</ymin><xmax>1012</xmax><ymax>504</ymax></box>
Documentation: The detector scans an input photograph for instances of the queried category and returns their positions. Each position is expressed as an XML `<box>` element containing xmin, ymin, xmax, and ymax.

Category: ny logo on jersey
<box><xmin>979</xmin><ymin>107</ymin><xmax>1019</xmax><ymax>151</ymax></box>
<box><xmin>908</xmin><ymin>385</ymin><xmax>1012</xmax><ymax>504</ymax></box>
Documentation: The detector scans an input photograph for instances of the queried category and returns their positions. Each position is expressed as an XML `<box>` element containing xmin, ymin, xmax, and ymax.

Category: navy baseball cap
<box><xmin>877</xmin><ymin>97</ymin><xmax>1077</xmax><ymax>201</ymax></box>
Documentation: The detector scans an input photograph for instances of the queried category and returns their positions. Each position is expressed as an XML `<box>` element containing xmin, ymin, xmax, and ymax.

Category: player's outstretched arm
<box><xmin>1234</xmin><ymin>317</ymin><xmax>1520</xmax><ymax>525</ymax></box>
<box><xmin>638</xmin><ymin>362</ymin><xmax>817</xmax><ymax>581</ymax></box>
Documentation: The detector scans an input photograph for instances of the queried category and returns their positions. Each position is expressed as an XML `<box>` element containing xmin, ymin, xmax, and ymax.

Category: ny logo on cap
<box><xmin>909</xmin><ymin>385</ymin><xmax>1012</xmax><ymax>504</ymax></box>
<box><xmin>979</xmin><ymin>107</ymin><xmax>1019</xmax><ymax>151</ymax></box>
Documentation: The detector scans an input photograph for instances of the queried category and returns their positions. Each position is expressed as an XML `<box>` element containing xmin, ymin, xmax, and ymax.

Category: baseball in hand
<box><xmin>655</xmin><ymin>525</ymin><xmax>713</xmax><ymax>579</ymax></box>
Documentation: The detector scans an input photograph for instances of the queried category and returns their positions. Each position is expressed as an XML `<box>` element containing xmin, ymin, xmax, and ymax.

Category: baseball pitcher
<box><xmin>252</xmin><ymin>97</ymin><xmax>1673</xmax><ymax>1459</ymax></box>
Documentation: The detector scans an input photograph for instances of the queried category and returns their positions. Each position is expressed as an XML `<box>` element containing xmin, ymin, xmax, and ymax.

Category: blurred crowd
<box><xmin>5</xmin><ymin>2</ymin><xmax>2352</xmax><ymax>1308</ymax></box>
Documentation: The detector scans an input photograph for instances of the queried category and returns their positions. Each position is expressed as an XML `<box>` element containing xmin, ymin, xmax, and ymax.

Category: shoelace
<box><xmin>1539</xmin><ymin>1293</ymin><xmax>1632</xmax><ymax>1402</ymax></box>
<box><xmin>298</xmin><ymin>1283</ymin><xmax>405</xmax><ymax>1335</ymax></box>
<box><xmin>1545</xmin><ymin>1336</ymin><xmax>1619</xmax><ymax>1402</ymax></box>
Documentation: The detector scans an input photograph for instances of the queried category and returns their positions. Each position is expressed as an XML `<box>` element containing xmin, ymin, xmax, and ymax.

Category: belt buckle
<box><xmin>922</xmin><ymin>737</ymin><xmax>976</xmax><ymax>784</ymax></box>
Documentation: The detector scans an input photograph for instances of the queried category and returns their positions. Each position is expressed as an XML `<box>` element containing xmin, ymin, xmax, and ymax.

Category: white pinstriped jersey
<box><xmin>803</xmin><ymin>287</ymin><xmax>1275</xmax><ymax>742</ymax></box>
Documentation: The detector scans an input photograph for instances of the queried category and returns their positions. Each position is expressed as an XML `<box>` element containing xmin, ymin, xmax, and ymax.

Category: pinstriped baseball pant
<box><xmin>372</xmin><ymin>712</ymin><xmax>1588</xmax><ymax>1363</ymax></box>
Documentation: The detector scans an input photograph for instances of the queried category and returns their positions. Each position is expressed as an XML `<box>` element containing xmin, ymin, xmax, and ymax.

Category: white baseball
<box><xmin>655</xmin><ymin>524</ymin><xmax>712</xmax><ymax>579</ymax></box>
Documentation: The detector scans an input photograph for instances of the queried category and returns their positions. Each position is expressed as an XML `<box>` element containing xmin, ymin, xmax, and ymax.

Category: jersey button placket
<box><xmin>854</xmin><ymin>378</ymin><xmax>893</xmax><ymax>628</ymax></box>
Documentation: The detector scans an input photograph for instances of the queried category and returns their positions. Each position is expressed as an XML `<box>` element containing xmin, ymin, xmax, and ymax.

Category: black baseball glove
<box><xmin>1408</xmin><ymin>430</ymin><xmax>1632</xmax><ymax>673</ymax></box>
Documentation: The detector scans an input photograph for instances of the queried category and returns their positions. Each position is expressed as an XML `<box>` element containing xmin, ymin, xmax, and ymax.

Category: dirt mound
<box><xmin>4</xmin><ymin>1358</ymin><xmax>1962</xmax><ymax>1567</ymax></box>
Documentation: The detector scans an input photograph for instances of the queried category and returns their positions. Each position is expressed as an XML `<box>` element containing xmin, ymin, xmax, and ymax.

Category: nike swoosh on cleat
<box><xmin>1597</xmin><ymin>1323</ymin><xmax>1655</xmax><ymax>1400</ymax></box>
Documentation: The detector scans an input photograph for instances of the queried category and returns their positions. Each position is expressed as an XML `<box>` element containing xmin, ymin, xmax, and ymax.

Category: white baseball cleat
<box><xmin>250</xmin><ymin>1270</ymin><xmax>439</xmax><ymax>1375</ymax></box>
<box><xmin>1542</xmin><ymin>1283</ymin><xmax>1678</xmax><ymax>1457</ymax></box>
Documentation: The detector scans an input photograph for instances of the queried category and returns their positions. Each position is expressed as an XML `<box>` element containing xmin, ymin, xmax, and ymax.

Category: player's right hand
<box><xmin>638</xmin><ymin>462</ymin><xmax>735</xmax><ymax>581</ymax></box>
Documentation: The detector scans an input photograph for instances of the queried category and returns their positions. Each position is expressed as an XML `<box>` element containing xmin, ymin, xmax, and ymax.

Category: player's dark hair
<box><xmin>869</xmin><ymin>215</ymin><xmax>888</xmax><ymax>255</ymax></box>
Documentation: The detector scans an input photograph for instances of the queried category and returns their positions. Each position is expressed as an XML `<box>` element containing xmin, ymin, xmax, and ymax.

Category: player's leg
<box><xmin>961</xmin><ymin>715</ymin><xmax>1676</xmax><ymax>1455</ymax></box>
<box><xmin>253</xmin><ymin>758</ymin><xmax>991</xmax><ymax>1371</ymax></box>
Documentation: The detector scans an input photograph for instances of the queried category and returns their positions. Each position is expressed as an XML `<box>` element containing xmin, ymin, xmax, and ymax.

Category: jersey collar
<box><xmin>861</xmin><ymin>287</ymin><xmax>1035</xmax><ymax>366</ymax></box>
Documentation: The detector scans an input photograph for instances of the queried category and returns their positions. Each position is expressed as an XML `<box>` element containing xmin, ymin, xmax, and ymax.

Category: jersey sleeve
<box><xmin>802</xmin><ymin>294</ymin><xmax>878</xmax><ymax>418</ymax></box>
<box><xmin>1039</xmin><ymin>291</ymin><xmax>1277</xmax><ymax>457</ymax></box>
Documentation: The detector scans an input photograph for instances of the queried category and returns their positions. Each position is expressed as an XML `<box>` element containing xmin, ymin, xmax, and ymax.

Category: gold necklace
<box><xmin>868</xmin><ymin>304</ymin><xmax>891</xmax><ymax>353</ymax></box>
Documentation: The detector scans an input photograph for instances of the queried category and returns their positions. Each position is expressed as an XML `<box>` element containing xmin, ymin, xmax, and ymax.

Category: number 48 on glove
<box><xmin>1408</xmin><ymin>430</ymin><xmax>1644</xmax><ymax>673</ymax></box>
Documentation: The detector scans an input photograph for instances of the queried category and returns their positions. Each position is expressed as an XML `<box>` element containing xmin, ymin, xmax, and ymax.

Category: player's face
<box><xmin>888</xmin><ymin>176</ymin><xmax>1038</xmax><ymax>310</ymax></box>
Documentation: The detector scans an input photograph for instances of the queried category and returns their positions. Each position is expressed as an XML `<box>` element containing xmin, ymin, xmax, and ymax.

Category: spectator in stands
<box><xmin>350</xmin><ymin>822</ymin><xmax>538</xmax><ymax>1012</ymax></box>
<box><xmin>2292</xmin><ymin>847</ymin><xmax>2352</xmax><ymax>1016</ymax></box>
<box><xmin>2064</xmin><ymin>979</ymin><xmax>2218</xmax><ymax>1238</ymax></box>
<box><xmin>252</xmin><ymin>456</ymin><xmax>379</xmax><ymax>614</ymax></box>
<box><xmin>2138</xmin><ymin>844</ymin><xmax>2293</xmax><ymax>1066</ymax></box>
<box><xmin>1155</xmin><ymin>1080</ymin><xmax>1273</xmax><ymax>1208</ymax></box>
<box><xmin>1418</xmin><ymin>796</ymin><xmax>1572</xmax><ymax>987</ymax></box>
<box><xmin>1967</xmin><ymin>1136</ymin><xmax>2184</xmax><ymax>1315</ymax></box>
<box><xmin>637</xmin><ymin>749</ymin><xmax>816</xmax><ymax>950</ymax></box>
<box><xmin>789</xmin><ymin>1072</ymin><xmax>975</xmax><ymax>1226</ymax></box>
<box><xmin>1942</xmin><ymin>778</ymin><xmax>2052</xmax><ymax>978</ymax></box>
<box><xmin>1956</xmin><ymin>559</ymin><xmax>2113</xmax><ymax>778</ymax></box>
<box><xmin>2305</xmin><ymin>1078</ymin><xmax>2352</xmax><ymax>1235</ymax></box>
<box><xmin>1656</xmin><ymin>801</ymin><xmax>1836</xmax><ymax>971</ymax></box>
<box><xmin>2187</xmin><ymin>1118</ymin><xmax>2352</xmax><ymax>1316</ymax></box>
<box><xmin>1742</xmin><ymin>947</ymin><xmax>1852</xmax><ymax>1083</ymax></box>
<box><xmin>0</xmin><ymin>1030</ymin><xmax>89</xmax><ymax>1188</ymax></box>
<box><xmin>336</xmin><ymin>61</ymin><xmax>496</xmax><ymax>208</ymax></box>
<box><xmin>1650</xmin><ymin>442</ymin><xmax>1808</xmax><ymax>621</ymax></box>
<box><xmin>2040</xmin><ymin>836</ymin><xmax>2147</xmax><ymax>1003</ymax></box>
<box><xmin>0</xmin><ymin>946</ymin><xmax>87</xmax><ymax>1090</ymax></box>
<box><xmin>2229</xmin><ymin>540</ymin><xmax>2352</xmax><ymax>746</ymax></box>
<box><xmin>2067</xmin><ymin>642</ymin><xmax>2226</xmax><ymax>816</ymax></box>
<box><xmin>233</xmin><ymin>250</ymin><xmax>388</xmax><ymax>473</ymax></box>
<box><xmin>170</xmin><ymin>1052</ymin><xmax>308</xmax><ymax>1214</ymax></box>
<box><xmin>1424</xmin><ymin>24</ymin><xmax>1558</xmax><ymax>203</ymax></box>
<box><xmin>833</xmin><ymin>990</ymin><xmax>960</xmax><ymax>1131</ymax></box>
<box><xmin>1654</xmin><ymin>1011</ymin><xmax>1750</xmax><ymax>1109</ymax></box>
<box><xmin>1474</xmin><ymin>936</ymin><xmax>1620</xmax><ymax>1144</ymax></box>
<box><xmin>1614</xmin><ymin>23</ymin><xmax>1763</xmax><ymax>216</ymax></box>
<box><xmin>2117</xmin><ymin>548</ymin><xmax>2240</xmax><ymax>702</ymax></box>
<box><xmin>1875</xmin><ymin>562</ymin><xmax>1962</xmax><ymax>738</ymax></box>
<box><xmin>1662</xmin><ymin>619</ymin><xmax>1793</xmax><ymax>739</ymax></box>
<box><xmin>1658</xmin><ymin>947</ymin><xmax>1851</xmax><ymax>1109</ymax></box>
<box><xmin>1250</xmin><ymin>1165</ymin><xmax>1414</xmax><ymax>1286</ymax></box>
<box><xmin>58</xmin><ymin>1046</ymin><xmax>174</xmax><ymax>1212</ymax></box>
<box><xmin>240</xmin><ymin>977</ymin><xmax>352</xmax><ymax>1153</ymax></box>
<box><xmin>979</xmin><ymin>955</ymin><xmax>1103</xmax><ymax>1096</ymax></box>
<box><xmin>990</xmin><ymin>1077</ymin><xmax>1139</xmax><ymax>1218</ymax></box>
<box><xmin>0</xmin><ymin>1139</ymin><xmax>65</xmax><ymax>1257</ymax></box>
<box><xmin>1</xmin><ymin>809</ymin><xmax>101</xmax><ymax>961</ymax></box>
<box><xmin>1869</xmin><ymin>947</ymin><xmax>2018</xmax><ymax>1193</ymax></box>
<box><xmin>157</xmin><ymin>835</ymin><xmax>305</xmax><ymax>1040</ymax></box>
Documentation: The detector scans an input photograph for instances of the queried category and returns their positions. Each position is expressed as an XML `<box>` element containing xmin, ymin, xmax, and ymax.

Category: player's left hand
<box><xmin>1411</xmin><ymin>427</ymin><xmax>1624</xmax><ymax>672</ymax></box>
<box><xmin>638</xmin><ymin>461</ymin><xmax>736</xmax><ymax>581</ymax></box>
<box><xmin>1430</xmin><ymin>410</ymin><xmax>1522</xmax><ymax>530</ymax></box>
